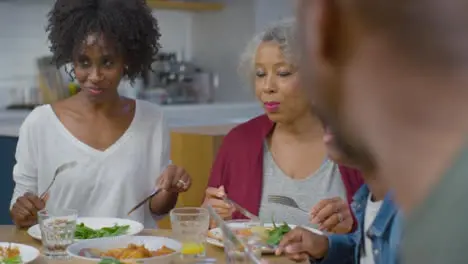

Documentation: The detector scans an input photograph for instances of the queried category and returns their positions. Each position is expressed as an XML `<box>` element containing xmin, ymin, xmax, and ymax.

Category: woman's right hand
<box><xmin>11</xmin><ymin>192</ymin><xmax>46</xmax><ymax>228</ymax></box>
<box><xmin>202</xmin><ymin>186</ymin><xmax>234</xmax><ymax>227</ymax></box>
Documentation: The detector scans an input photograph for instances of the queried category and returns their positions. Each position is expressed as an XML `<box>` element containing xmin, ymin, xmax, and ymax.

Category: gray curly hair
<box><xmin>239</xmin><ymin>18</ymin><xmax>299</xmax><ymax>88</ymax></box>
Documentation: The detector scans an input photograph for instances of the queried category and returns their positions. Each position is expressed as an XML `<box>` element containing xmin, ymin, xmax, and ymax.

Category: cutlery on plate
<box><xmin>40</xmin><ymin>161</ymin><xmax>78</xmax><ymax>200</ymax></box>
<box><xmin>206</xmin><ymin>205</ymin><xmax>262</xmax><ymax>264</ymax></box>
<box><xmin>267</xmin><ymin>195</ymin><xmax>308</xmax><ymax>213</ymax></box>
<box><xmin>222</xmin><ymin>196</ymin><xmax>262</xmax><ymax>223</ymax></box>
<box><xmin>127</xmin><ymin>189</ymin><xmax>162</xmax><ymax>215</ymax></box>
<box><xmin>268</xmin><ymin>195</ymin><xmax>328</xmax><ymax>235</ymax></box>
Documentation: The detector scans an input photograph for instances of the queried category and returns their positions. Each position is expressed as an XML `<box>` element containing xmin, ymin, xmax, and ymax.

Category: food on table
<box><xmin>208</xmin><ymin>220</ymin><xmax>292</xmax><ymax>246</ymax></box>
<box><xmin>74</xmin><ymin>223</ymin><xmax>130</xmax><ymax>239</ymax></box>
<box><xmin>98</xmin><ymin>259</ymin><xmax>124</xmax><ymax>264</ymax></box>
<box><xmin>98</xmin><ymin>244</ymin><xmax>175</xmax><ymax>260</ymax></box>
<box><xmin>266</xmin><ymin>221</ymin><xmax>291</xmax><ymax>245</ymax></box>
<box><xmin>0</xmin><ymin>245</ymin><xmax>22</xmax><ymax>264</ymax></box>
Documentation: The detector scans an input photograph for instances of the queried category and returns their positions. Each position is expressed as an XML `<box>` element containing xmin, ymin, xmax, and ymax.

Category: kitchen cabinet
<box><xmin>147</xmin><ymin>1</ymin><xmax>224</xmax><ymax>11</ymax></box>
<box><xmin>0</xmin><ymin>136</ymin><xmax>17</xmax><ymax>225</ymax></box>
<box><xmin>157</xmin><ymin>124</ymin><xmax>235</xmax><ymax>228</ymax></box>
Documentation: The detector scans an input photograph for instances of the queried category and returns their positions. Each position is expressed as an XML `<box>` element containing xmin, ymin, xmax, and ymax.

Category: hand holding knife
<box><xmin>206</xmin><ymin>205</ymin><xmax>262</xmax><ymax>264</ymax></box>
<box><xmin>222</xmin><ymin>196</ymin><xmax>262</xmax><ymax>223</ymax></box>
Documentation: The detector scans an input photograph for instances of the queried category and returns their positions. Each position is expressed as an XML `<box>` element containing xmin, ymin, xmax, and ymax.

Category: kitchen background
<box><xmin>0</xmin><ymin>0</ymin><xmax>295</xmax><ymax>106</ymax></box>
<box><xmin>0</xmin><ymin>0</ymin><xmax>295</xmax><ymax>224</ymax></box>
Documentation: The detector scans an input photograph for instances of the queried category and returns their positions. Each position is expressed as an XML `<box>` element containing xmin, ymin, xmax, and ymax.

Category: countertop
<box><xmin>0</xmin><ymin>102</ymin><xmax>264</xmax><ymax>137</ymax></box>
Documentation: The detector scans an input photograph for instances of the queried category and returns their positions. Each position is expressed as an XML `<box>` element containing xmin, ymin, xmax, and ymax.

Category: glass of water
<box><xmin>224</xmin><ymin>229</ymin><xmax>263</xmax><ymax>264</ymax></box>
<box><xmin>170</xmin><ymin>207</ymin><xmax>210</xmax><ymax>259</ymax></box>
<box><xmin>38</xmin><ymin>208</ymin><xmax>77</xmax><ymax>259</ymax></box>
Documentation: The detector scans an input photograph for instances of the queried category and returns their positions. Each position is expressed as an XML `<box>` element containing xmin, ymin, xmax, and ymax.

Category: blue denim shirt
<box><xmin>316</xmin><ymin>185</ymin><xmax>402</xmax><ymax>264</ymax></box>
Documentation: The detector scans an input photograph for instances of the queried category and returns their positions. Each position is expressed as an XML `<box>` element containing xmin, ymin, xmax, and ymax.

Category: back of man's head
<box><xmin>353</xmin><ymin>0</ymin><xmax>468</xmax><ymax>73</ymax></box>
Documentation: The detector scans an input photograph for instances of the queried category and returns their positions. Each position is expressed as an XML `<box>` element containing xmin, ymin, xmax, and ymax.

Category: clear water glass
<box><xmin>38</xmin><ymin>208</ymin><xmax>77</xmax><ymax>259</ymax></box>
<box><xmin>170</xmin><ymin>207</ymin><xmax>210</xmax><ymax>259</ymax></box>
<box><xmin>223</xmin><ymin>232</ymin><xmax>262</xmax><ymax>264</ymax></box>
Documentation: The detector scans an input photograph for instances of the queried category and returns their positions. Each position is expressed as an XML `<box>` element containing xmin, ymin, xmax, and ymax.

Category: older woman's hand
<box><xmin>309</xmin><ymin>197</ymin><xmax>354</xmax><ymax>234</ymax></box>
<box><xmin>202</xmin><ymin>186</ymin><xmax>235</xmax><ymax>228</ymax></box>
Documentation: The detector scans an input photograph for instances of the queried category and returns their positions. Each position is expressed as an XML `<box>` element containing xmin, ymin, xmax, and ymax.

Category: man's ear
<box><xmin>314</xmin><ymin>0</ymin><xmax>343</xmax><ymax>65</ymax></box>
<box><xmin>297</xmin><ymin>0</ymin><xmax>344</xmax><ymax>103</ymax></box>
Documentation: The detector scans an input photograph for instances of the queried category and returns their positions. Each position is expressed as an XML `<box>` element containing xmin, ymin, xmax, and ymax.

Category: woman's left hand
<box><xmin>309</xmin><ymin>197</ymin><xmax>354</xmax><ymax>234</ymax></box>
<box><xmin>156</xmin><ymin>164</ymin><xmax>192</xmax><ymax>193</ymax></box>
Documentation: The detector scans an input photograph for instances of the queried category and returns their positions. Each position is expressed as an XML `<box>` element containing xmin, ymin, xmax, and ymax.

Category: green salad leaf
<box><xmin>98</xmin><ymin>258</ymin><xmax>123</xmax><ymax>264</ymax></box>
<box><xmin>98</xmin><ymin>257</ymin><xmax>144</xmax><ymax>264</ymax></box>
<box><xmin>0</xmin><ymin>255</ymin><xmax>22</xmax><ymax>264</ymax></box>
<box><xmin>266</xmin><ymin>218</ymin><xmax>291</xmax><ymax>246</ymax></box>
<box><xmin>75</xmin><ymin>223</ymin><xmax>130</xmax><ymax>239</ymax></box>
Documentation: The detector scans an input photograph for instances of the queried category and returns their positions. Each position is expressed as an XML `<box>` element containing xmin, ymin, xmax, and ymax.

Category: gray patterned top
<box><xmin>258</xmin><ymin>143</ymin><xmax>347</xmax><ymax>227</ymax></box>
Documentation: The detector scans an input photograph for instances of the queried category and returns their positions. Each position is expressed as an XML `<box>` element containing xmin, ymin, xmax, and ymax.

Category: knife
<box><xmin>206</xmin><ymin>205</ymin><xmax>262</xmax><ymax>264</ymax></box>
<box><xmin>222</xmin><ymin>196</ymin><xmax>262</xmax><ymax>223</ymax></box>
<box><xmin>127</xmin><ymin>188</ymin><xmax>162</xmax><ymax>215</ymax></box>
<box><xmin>127</xmin><ymin>161</ymin><xmax>172</xmax><ymax>215</ymax></box>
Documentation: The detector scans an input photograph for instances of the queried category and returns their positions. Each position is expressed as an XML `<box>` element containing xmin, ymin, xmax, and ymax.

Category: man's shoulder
<box><xmin>401</xmin><ymin>145</ymin><xmax>468</xmax><ymax>263</ymax></box>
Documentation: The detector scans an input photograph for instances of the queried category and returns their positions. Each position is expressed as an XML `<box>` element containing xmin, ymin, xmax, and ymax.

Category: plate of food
<box><xmin>27</xmin><ymin>217</ymin><xmax>144</xmax><ymax>241</ymax></box>
<box><xmin>206</xmin><ymin>220</ymin><xmax>324</xmax><ymax>254</ymax></box>
<box><xmin>67</xmin><ymin>236</ymin><xmax>181</xmax><ymax>264</ymax></box>
<box><xmin>0</xmin><ymin>243</ymin><xmax>40</xmax><ymax>264</ymax></box>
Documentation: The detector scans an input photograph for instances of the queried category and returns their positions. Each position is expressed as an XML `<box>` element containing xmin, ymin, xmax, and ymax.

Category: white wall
<box><xmin>191</xmin><ymin>0</ymin><xmax>256</xmax><ymax>102</ymax></box>
<box><xmin>254</xmin><ymin>0</ymin><xmax>296</xmax><ymax>32</ymax></box>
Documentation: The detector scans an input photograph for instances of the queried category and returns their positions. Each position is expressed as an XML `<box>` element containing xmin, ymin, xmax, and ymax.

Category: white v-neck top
<box><xmin>10</xmin><ymin>100</ymin><xmax>170</xmax><ymax>228</ymax></box>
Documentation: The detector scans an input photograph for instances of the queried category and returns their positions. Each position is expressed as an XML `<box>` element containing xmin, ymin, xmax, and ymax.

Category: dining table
<box><xmin>0</xmin><ymin>225</ymin><xmax>306</xmax><ymax>263</ymax></box>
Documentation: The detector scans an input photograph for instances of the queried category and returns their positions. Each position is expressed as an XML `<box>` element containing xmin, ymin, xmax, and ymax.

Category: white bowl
<box><xmin>67</xmin><ymin>236</ymin><xmax>181</xmax><ymax>263</ymax></box>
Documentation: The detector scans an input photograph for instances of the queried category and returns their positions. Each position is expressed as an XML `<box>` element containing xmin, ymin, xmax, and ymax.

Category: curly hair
<box><xmin>46</xmin><ymin>0</ymin><xmax>161</xmax><ymax>81</ymax></box>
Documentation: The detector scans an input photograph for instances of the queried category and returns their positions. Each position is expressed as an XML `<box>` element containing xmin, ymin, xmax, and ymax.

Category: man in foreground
<box><xmin>277</xmin><ymin>126</ymin><xmax>401</xmax><ymax>264</ymax></box>
<box><xmin>295</xmin><ymin>0</ymin><xmax>468</xmax><ymax>263</ymax></box>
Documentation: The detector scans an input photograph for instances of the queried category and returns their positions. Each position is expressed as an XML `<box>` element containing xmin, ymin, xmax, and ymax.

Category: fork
<box><xmin>40</xmin><ymin>161</ymin><xmax>78</xmax><ymax>200</ymax></box>
<box><xmin>267</xmin><ymin>195</ymin><xmax>308</xmax><ymax>213</ymax></box>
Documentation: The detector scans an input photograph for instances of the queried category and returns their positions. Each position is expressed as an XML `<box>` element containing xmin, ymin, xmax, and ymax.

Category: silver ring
<box><xmin>177</xmin><ymin>179</ymin><xmax>188</xmax><ymax>188</ymax></box>
<box><xmin>337</xmin><ymin>213</ymin><xmax>344</xmax><ymax>223</ymax></box>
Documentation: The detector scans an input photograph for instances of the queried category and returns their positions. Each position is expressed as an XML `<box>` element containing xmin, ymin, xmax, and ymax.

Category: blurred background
<box><xmin>0</xmin><ymin>0</ymin><xmax>295</xmax><ymax>225</ymax></box>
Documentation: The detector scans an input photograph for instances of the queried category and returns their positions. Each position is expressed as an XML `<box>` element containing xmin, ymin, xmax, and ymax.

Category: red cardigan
<box><xmin>208</xmin><ymin>115</ymin><xmax>364</xmax><ymax>220</ymax></box>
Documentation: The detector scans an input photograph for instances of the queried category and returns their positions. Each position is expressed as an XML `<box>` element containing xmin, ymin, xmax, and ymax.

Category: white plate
<box><xmin>67</xmin><ymin>236</ymin><xmax>181</xmax><ymax>263</ymax></box>
<box><xmin>0</xmin><ymin>242</ymin><xmax>40</xmax><ymax>263</ymax></box>
<box><xmin>206</xmin><ymin>222</ymin><xmax>324</xmax><ymax>254</ymax></box>
<box><xmin>27</xmin><ymin>217</ymin><xmax>144</xmax><ymax>241</ymax></box>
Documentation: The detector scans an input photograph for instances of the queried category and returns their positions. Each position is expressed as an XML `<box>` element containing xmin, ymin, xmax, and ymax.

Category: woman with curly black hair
<box><xmin>9</xmin><ymin>0</ymin><xmax>192</xmax><ymax>228</ymax></box>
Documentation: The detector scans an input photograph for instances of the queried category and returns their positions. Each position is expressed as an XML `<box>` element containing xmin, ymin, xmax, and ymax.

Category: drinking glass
<box><xmin>38</xmin><ymin>208</ymin><xmax>77</xmax><ymax>259</ymax></box>
<box><xmin>223</xmin><ymin>231</ymin><xmax>262</xmax><ymax>264</ymax></box>
<box><xmin>170</xmin><ymin>207</ymin><xmax>210</xmax><ymax>259</ymax></box>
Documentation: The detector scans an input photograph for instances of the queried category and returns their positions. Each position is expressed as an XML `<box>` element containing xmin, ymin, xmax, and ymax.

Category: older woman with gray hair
<box><xmin>202</xmin><ymin>19</ymin><xmax>363</xmax><ymax>233</ymax></box>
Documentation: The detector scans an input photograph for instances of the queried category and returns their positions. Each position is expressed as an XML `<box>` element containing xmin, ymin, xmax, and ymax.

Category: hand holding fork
<box><xmin>10</xmin><ymin>161</ymin><xmax>77</xmax><ymax>228</ymax></box>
